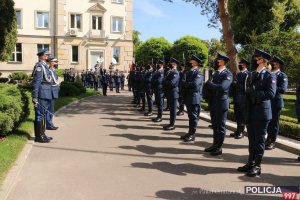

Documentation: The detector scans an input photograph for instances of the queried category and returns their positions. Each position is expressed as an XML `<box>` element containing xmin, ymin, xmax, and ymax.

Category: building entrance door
<box><xmin>90</xmin><ymin>51</ymin><xmax>104</xmax><ymax>70</ymax></box>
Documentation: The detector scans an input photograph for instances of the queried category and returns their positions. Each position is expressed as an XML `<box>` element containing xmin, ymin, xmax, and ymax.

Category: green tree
<box><xmin>203</xmin><ymin>38</ymin><xmax>227</xmax><ymax>67</ymax></box>
<box><xmin>135</xmin><ymin>37</ymin><xmax>172</xmax><ymax>65</ymax></box>
<box><xmin>165</xmin><ymin>0</ymin><xmax>238</xmax><ymax>73</ymax></box>
<box><xmin>133</xmin><ymin>30</ymin><xmax>142</xmax><ymax>57</ymax></box>
<box><xmin>228</xmin><ymin>0</ymin><xmax>300</xmax><ymax>45</ymax></box>
<box><xmin>171</xmin><ymin>36</ymin><xmax>208</xmax><ymax>67</ymax></box>
<box><xmin>0</xmin><ymin>0</ymin><xmax>17</xmax><ymax>61</ymax></box>
<box><xmin>238</xmin><ymin>0</ymin><xmax>300</xmax><ymax>85</ymax></box>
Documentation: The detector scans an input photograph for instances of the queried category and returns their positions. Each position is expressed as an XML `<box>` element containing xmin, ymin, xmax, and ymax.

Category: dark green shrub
<box><xmin>71</xmin><ymin>82</ymin><xmax>86</xmax><ymax>93</ymax></box>
<box><xmin>0</xmin><ymin>78</ymin><xmax>9</xmax><ymax>83</ymax></box>
<box><xmin>59</xmin><ymin>82</ymin><xmax>81</xmax><ymax>97</ymax></box>
<box><xmin>9</xmin><ymin>72</ymin><xmax>28</xmax><ymax>81</ymax></box>
<box><xmin>0</xmin><ymin>84</ymin><xmax>24</xmax><ymax>134</ymax></box>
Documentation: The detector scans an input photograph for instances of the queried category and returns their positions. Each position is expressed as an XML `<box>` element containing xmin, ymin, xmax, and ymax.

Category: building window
<box><xmin>112</xmin><ymin>0</ymin><xmax>123</xmax><ymax>4</ymax></box>
<box><xmin>10</xmin><ymin>43</ymin><xmax>22</xmax><ymax>62</ymax></box>
<box><xmin>72</xmin><ymin>46</ymin><xmax>79</xmax><ymax>63</ymax></box>
<box><xmin>112</xmin><ymin>17</ymin><xmax>123</xmax><ymax>33</ymax></box>
<box><xmin>36</xmin><ymin>12</ymin><xmax>49</xmax><ymax>28</ymax></box>
<box><xmin>112</xmin><ymin>47</ymin><xmax>120</xmax><ymax>64</ymax></box>
<box><xmin>70</xmin><ymin>14</ymin><xmax>81</xmax><ymax>29</ymax></box>
<box><xmin>16</xmin><ymin>10</ymin><xmax>22</xmax><ymax>29</ymax></box>
<box><xmin>92</xmin><ymin>16</ymin><xmax>102</xmax><ymax>30</ymax></box>
<box><xmin>37</xmin><ymin>44</ymin><xmax>50</xmax><ymax>53</ymax></box>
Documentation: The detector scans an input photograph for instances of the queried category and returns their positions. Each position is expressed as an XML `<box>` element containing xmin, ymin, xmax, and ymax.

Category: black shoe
<box><xmin>265</xmin><ymin>142</ymin><xmax>275</xmax><ymax>150</ymax></box>
<box><xmin>210</xmin><ymin>148</ymin><xmax>222</xmax><ymax>156</ymax></box>
<box><xmin>44</xmin><ymin>135</ymin><xmax>53</xmax><ymax>140</ymax></box>
<box><xmin>237</xmin><ymin>162</ymin><xmax>254</xmax><ymax>172</ymax></box>
<box><xmin>35</xmin><ymin>136</ymin><xmax>50</xmax><ymax>143</ymax></box>
<box><xmin>163</xmin><ymin>124</ymin><xmax>175</xmax><ymax>130</ymax></box>
<box><xmin>46</xmin><ymin>126</ymin><xmax>58</xmax><ymax>130</ymax></box>
<box><xmin>234</xmin><ymin>132</ymin><xmax>243</xmax><ymax>139</ymax></box>
<box><xmin>138</xmin><ymin>107</ymin><xmax>145</xmax><ymax>112</ymax></box>
<box><xmin>204</xmin><ymin>145</ymin><xmax>217</xmax><ymax>152</ymax></box>
<box><xmin>183</xmin><ymin>134</ymin><xmax>195</xmax><ymax>142</ymax></box>
<box><xmin>230</xmin><ymin>131</ymin><xmax>237</xmax><ymax>137</ymax></box>
<box><xmin>246</xmin><ymin>166</ymin><xmax>261</xmax><ymax>177</ymax></box>
<box><xmin>152</xmin><ymin>117</ymin><xmax>162</xmax><ymax>122</ymax></box>
<box><xmin>144</xmin><ymin>111</ymin><xmax>153</xmax><ymax>116</ymax></box>
<box><xmin>208</xmin><ymin>125</ymin><xmax>213</xmax><ymax>129</ymax></box>
<box><xmin>177</xmin><ymin>111</ymin><xmax>184</xmax><ymax>116</ymax></box>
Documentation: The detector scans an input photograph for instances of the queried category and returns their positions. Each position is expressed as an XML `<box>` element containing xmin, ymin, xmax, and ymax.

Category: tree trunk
<box><xmin>218</xmin><ymin>0</ymin><xmax>238</xmax><ymax>73</ymax></box>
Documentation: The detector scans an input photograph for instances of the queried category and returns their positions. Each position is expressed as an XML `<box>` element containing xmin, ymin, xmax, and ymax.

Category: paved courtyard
<box><xmin>5</xmin><ymin>91</ymin><xmax>300</xmax><ymax>200</ymax></box>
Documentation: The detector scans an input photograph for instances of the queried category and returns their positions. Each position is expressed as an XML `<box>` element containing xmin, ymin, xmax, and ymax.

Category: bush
<box><xmin>0</xmin><ymin>78</ymin><xmax>9</xmax><ymax>83</ymax></box>
<box><xmin>59</xmin><ymin>82</ymin><xmax>81</xmax><ymax>97</ymax></box>
<box><xmin>72</xmin><ymin>81</ymin><xmax>86</xmax><ymax>93</ymax></box>
<box><xmin>0</xmin><ymin>84</ymin><xmax>24</xmax><ymax>134</ymax></box>
<box><xmin>9</xmin><ymin>72</ymin><xmax>28</xmax><ymax>81</ymax></box>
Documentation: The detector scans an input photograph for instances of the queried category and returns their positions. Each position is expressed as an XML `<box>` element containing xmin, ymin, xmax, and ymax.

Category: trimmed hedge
<box><xmin>201</xmin><ymin>101</ymin><xmax>300</xmax><ymax>141</ymax></box>
<box><xmin>9</xmin><ymin>72</ymin><xmax>28</xmax><ymax>81</ymax></box>
<box><xmin>0</xmin><ymin>84</ymin><xmax>25</xmax><ymax>135</ymax></box>
<box><xmin>59</xmin><ymin>81</ymin><xmax>86</xmax><ymax>97</ymax></box>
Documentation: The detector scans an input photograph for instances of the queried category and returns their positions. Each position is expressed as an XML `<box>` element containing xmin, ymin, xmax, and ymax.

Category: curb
<box><xmin>0</xmin><ymin>94</ymin><xmax>100</xmax><ymax>200</ymax></box>
<box><xmin>199</xmin><ymin>112</ymin><xmax>300</xmax><ymax>156</ymax></box>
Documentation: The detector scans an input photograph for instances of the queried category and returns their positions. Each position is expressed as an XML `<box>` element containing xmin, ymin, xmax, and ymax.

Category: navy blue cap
<box><xmin>190</xmin><ymin>55</ymin><xmax>202</xmax><ymax>64</ymax></box>
<box><xmin>169</xmin><ymin>57</ymin><xmax>180</xmax><ymax>64</ymax></box>
<box><xmin>271</xmin><ymin>56</ymin><xmax>284</xmax><ymax>66</ymax></box>
<box><xmin>157</xmin><ymin>59</ymin><xmax>164</xmax><ymax>65</ymax></box>
<box><xmin>216</xmin><ymin>53</ymin><xmax>230</xmax><ymax>63</ymax></box>
<box><xmin>239</xmin><ymin>58</ymin><xmax>250</xmax><ymax>66</ymax></box>
<box><xmin>253</xmin><ymin>49</ymin><xmax>271</xmax><ymax>60</ymax></box>
<box><xmin>47</xmin><ymin>56</ymin><xmax>58</xmax><ymax>62</ymax></box>
<box><xmin>37</xmin><ymin>49</ymin><xmax>50</xmax><ymax>57</ymax></box>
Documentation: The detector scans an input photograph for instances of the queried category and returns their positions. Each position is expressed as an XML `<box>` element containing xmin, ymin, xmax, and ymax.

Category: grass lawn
<box><xmin>0</xmin><ymin>89</ymin><xmax>100</xmax><ymax>184</ymax></box>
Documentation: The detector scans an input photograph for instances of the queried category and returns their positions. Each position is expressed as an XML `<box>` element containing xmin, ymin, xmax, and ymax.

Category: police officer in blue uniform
<box><xmin>100</xmin><ymin>69</ymin><xmax>108</xmax><ymax>96</ymax></box>
<box><xmin>297</xmin><ymin>86</ymin><xmax>300</xmax><ymax>123</ymax></box>
<box><xmin>136</xmin><ymin>65</ymin><xmax>146</xmax><ymax>112</ymax></box>
<box><xmin>266</xmin><ymin>56</ymin><xmax>288</xmax><ymax>150</ymax></box>
<box><xmin>230</xmin><ymin>58</ymin><xmax>250</xmax><ymax>139</ymax></box>
<box><xmin>152</xmin><ymin>59</ymin><xmax>165</xmax><ymax>122</ymax></box>
<box><xmin>180</xmin><ymin>55</ymin><xmax>204</xmax><ymax>142</ymax></box>
<box><xmin>144</xmin><ymin>64</ymin><xmax>154</xmax><ymax>116</ymax></box>
<box><xmin>163</xmin><ymin>58</ymin><xmax>180</xmax><ymax>130</ymax></box>
<box><xmin>177</xmin><ymin>65</ymin><xmax>186</xmax><ymax>116</ymax></box>
<box><xmin>237</xmin><ymin>49</ymin><xmax>276</xmax><ymax>177</ymax></box>
<box><xmin>204</xmin><ymin>53</ymin><xmax>232</xmax><ymax>156</ymax></box>
<box><xmin>46</xmin><ymin>56</ymin><xmax>59</xmax><ymax>130</ymax></box>
<box><xmin>32</xmin><ymin>49</ymin><xmax>54</xmax><ymax>143</ymax></box>
<box><xmin>114</xmin><ymin>69</ymin><xmax>121</xmax><ymax>93</ymax></box>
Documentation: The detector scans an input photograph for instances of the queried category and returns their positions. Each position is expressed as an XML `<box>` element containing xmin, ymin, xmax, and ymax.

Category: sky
<box><xmin>133</xmin><ymin>0</ymin><xmax>222</xmax><ymax>43</ymax></box>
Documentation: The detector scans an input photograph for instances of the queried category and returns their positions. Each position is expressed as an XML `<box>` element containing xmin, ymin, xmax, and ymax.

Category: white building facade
<box><xmin>0</xmin><ymin>0</ymin><xmax>133</xmax><ymax>76</ymax></box>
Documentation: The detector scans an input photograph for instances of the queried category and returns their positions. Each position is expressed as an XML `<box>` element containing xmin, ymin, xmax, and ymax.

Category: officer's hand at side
<box><xmin>32</xmin><ymin>98</ymin><xmax>38</xmax><ymax>106</ymax></box>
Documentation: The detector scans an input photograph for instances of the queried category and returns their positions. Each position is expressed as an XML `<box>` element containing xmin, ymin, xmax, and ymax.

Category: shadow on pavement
<box><xmin>155</xmin><ymin>187</ymin><xmax>280</xmax><ymax>200</ymax></box>
<box><xmin>109</xmin><ymin>133</ymin><xmax>179</xmax><ymax>141</ymax></box>
<box><xmin>119</xmin><ymin>145</ymin><xmax>203</xmax><ymax>155</ymax></box>
<box><xmin>131</xmin><ymin>161</ymin><xmax>237</xmax><ymax>176</ymax></box>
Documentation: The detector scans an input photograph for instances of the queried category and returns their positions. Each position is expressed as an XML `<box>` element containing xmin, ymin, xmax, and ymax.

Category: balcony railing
<box><xmin>88</xmin><ymin>30</ymin><xmax>106</xmax><ymax>39</ymax></box>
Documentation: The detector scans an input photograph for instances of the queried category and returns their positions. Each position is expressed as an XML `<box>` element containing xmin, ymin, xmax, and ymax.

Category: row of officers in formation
<box><xmin>127</xmin><ymin>48</ymin><xmax>291</xmax><ymax>177</ymax></box>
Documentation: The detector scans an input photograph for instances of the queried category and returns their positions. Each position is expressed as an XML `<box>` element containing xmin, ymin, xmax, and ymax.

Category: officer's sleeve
<box><xmin>253</xmin><ymin>73</ymin><xmax>276</xmax><ymax>100</ymax></box>
<box><xmin>207</xmin><ymin>73</ymin><xmax>233</xmax><ymax>93</ymax></box>
<box><xmin>185</xmin><ymin>73</ymin><xmax>203</xmax><ymax>90</ymax></box>
<box><xmin>170</xmin><ymin>72</ymin><xmax>179</xmax><ymax>87</ymax></box>
<box><xmin>277</xmin><ymin>74</ymin><xmax>288</xmax><ymax>94</ymax></box>
<box><xmin>32</xmin><ymin>65</ymin><xmax>43</xmax><ymax>98</ymax></box>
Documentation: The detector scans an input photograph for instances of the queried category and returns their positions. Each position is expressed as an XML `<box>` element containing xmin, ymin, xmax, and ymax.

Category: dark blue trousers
<box><xmin>210</xmin><ymin>107</ymin><xmax>228</xmax><ymax>145</ymax></box>
<box><xmin>267</xmin><ymin>106</ymin><xmax>281</xmax><ymax>138</ymax></box>
<box><xmin>155</xmin><ymin>92</ymin><xmax>164</xmax><ymax>118</ymax></box>
<box><xmin>247</xmin><ymin>119</ymin><xmax>270</xmax><ymax>157</ymax></box>
<box><xmin>46</xmin><ymin>100</ymin><xmax>55</xmax><ymax>128</ymax></box>
<box><xmin>186</xmin><ymin>104</ymin><xmax>200</xmax><ymax>129</ymax></box>
<box><xmin>146</xmin><ymin>91</ymin><xmax>153</xmax><ymax>111</ymax></box>
<box><xmin>169</xmin><ymin>97</ymin><xmax>178</xmax><ymax>125</ymax></box>
<box><xmin>36</xmin><ymin>99</ymin><xmax>51</xmax><ymax>123</ymax></box>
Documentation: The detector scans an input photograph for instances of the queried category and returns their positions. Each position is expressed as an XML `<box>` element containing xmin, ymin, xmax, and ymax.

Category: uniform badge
<box><xmin>284</xmin><ymin>78</ymin><xmax>287</xmax><ymax>81</ymax></box>
<box><xmin>226</xmin><ymin>77</ymin><xmax>231</xmax><ymax>80</ymax></box>
<box><xmin>36</xmin><ymin>67</ymin><xmax>42</xmax><ymax>72</ymax></box>
<box><xmin>272</xmin><ymin>80</ymin><xmax>276</xmax><ymax>84</ymax></box>
<box><xmin>174</xmin><ymin>75</ymin><xmax>177</xmax><ymax>77</ymax></box>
